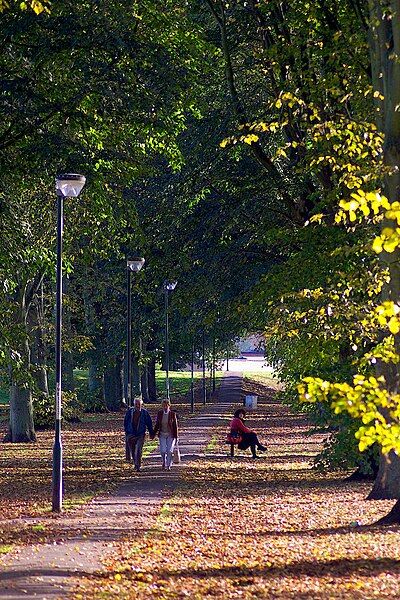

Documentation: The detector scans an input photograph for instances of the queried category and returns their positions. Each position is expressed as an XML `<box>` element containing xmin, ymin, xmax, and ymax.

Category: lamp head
<box><xmin>55</xmin><ymin>173</ymin><xmax>86</xmax><ymax>197</ymax></box>
<box><xmin>127</xmin><ymin>257</ymin><xmax>145</xmax><ymax>272</ymax></box>
<box><xmin>164</xmin><ymin>280</ymin><xmax>177</xmax><ymax>291</ymax></box>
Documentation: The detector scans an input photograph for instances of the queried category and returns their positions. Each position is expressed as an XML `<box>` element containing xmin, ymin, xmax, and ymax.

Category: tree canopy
<box><xmin>1</xmin><ymin>0</ymin><xmax>400</xmax><ymax>518</ymax></box>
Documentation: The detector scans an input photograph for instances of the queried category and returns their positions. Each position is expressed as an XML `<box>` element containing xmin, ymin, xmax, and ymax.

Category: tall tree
<box><xmin>0</xmin><ymin>0</ymin><xmax>209</xmax><ymax>439</ymax></box>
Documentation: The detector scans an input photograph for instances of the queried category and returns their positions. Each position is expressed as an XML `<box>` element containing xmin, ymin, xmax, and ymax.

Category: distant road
<box><xmin>225</xmin><ymin>354</ymin><xmax>273</xmax><ymax>373</ymax></box>
<box><xmin>187</xmin><ymin>354</ymin><xmax>273</xmax><ymax>373</ymax></box>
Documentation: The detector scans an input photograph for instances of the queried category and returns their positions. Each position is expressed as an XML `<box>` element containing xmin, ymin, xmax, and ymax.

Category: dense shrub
<box><xmin>33</xmin><ymin>391</ymin><xmax>83</xmax><ymax>429</ymax></box>
<box><xmin>77</xmin><ymin>386</ymin><xmax>107</xmax><ymax>413</ymax></box>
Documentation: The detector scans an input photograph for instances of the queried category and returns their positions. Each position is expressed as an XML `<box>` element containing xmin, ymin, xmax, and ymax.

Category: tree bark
<box><xmin>5</xmin><ymin>282</ymin><xmax>36</xmax><ymax>442</ymax></box>
<box><xmin>132</xmin><ymin>355</ymin><xmax>141</xmax><ymax>398</ymax></box>
<box><xmin>104</xmin><ymin>356</ymin><xmax>123</xmax><ymax>411</ymax></box>
<box><xmin>147</xmin><ymin>356</ymin><xmax>157</xmax><ymax>402</ymax></box>
<box><xmin>88</xmin><ymin>354</ymin><xmax>103</xmax><ymax>396</ymax></box>
<box><xmin>375</xmin><ymin>498</ymin><xmax>400</xmax><ymax>525</ymax></box>
<box><xmin>141</xmin><ymin>364</ymin><xmax>149</xmax><ymax>402</ymax></box>
<box><xmin>28</xmin><ymin>297</ymin><xmax>49</xmax><ymax>398</ymax></box>
<box><xmin>62</xmin><ymin>353</ymin><xmax>75</xmax><ymax>392</ymax></box>
<box><xmin>61</xmin><ymin>277</ymin><xmax>75</xmax><ymax>392</ymax></box>
<box><xmin>5</xmin><ymin>335</ymin><xmax>36</xmax><ymax>443</ymax></box>
<box><xmin>366</xmin><ymin>1</ymin><xmax>400</xmax><ymax>501</ymax></box>
<box><xmin>368</xmin><ymin>451</ymin><xmax>400</xmax><ymax>499</ymax></box>
<box><xmin>6</xmin><ymin>382</ymin><xmax>36</xmax><ymax>442</ymax></box>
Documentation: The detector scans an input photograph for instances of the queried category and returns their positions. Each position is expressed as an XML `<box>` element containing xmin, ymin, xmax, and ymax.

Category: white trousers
<box><xmin>159</xmin><ymin>433</ymin><xmax>176</xmax><ymax>467</ymax></box>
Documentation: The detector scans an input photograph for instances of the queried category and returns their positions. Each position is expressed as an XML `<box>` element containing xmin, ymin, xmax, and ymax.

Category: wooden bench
<box><xmin>226</xmin><ymin>435</ymin><xmax>241</xmax><ymax>457</ymax></box>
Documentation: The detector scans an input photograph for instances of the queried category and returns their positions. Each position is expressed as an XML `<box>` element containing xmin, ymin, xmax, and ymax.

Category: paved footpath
<box><xmin>0</xmin><ymin>373</ymin><xmax>243</xmax><ymax>600</ymax></box>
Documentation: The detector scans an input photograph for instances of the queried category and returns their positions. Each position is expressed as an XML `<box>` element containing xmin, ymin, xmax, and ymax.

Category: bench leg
<box><xmin>230</xmin><ymin>443</ymin><xmax>235</xmax><ymax>457</ymax></box>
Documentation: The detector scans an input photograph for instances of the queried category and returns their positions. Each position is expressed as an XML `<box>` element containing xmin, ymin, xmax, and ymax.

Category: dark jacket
<box><xmin>124</xmin><ymin>407</ymin><xmax>154</xmax><ymax>437</ymax></box>
<box><xmin>153</xmin><ymin>409</ymin><xmax>178</xmax><ymax>439</ymax></box>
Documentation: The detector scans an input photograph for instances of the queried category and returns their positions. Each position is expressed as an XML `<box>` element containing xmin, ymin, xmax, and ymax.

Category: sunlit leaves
<box><xmin>0</xmin><ymin>0</ymin><xmax>50</xmax><ymax>14</ymax></box>
<box><xmin>299</xmin><ymin>374</ymin><xmax>400</xmax><ymax>454</ymax></box>
<box><xmin>335</xmin><ymin>190</ymin><xmax>400</xmax><ymax>255</ymax></box>
<box><xmin>336</xmin><ymin>191</ymin><xmax>389</xmax><ymax>225</ymax></box>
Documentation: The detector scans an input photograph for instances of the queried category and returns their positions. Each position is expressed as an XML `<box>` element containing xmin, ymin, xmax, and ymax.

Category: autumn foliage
<box><xmin>67</xmin><ymin>380</ymin><xmax>400</xmax><ymax>600</ymax></box>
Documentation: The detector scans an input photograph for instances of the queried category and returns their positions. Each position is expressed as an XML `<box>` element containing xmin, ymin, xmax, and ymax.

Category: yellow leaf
<box><xmin>383</xmin><ymin>239</ymin><xmax>398</xmax><ymax>253</ymax></box>
<box><xmin>382</xmin><ymin>227</ymin><xmax>394</xmax><ymax>237</ymax></box>
<box><xmin>31</xmin><ymin>0</ymin><xmax>45</xmax><ymax>14</ymax></box>
<box><xmin>309</xmin><ymin>213</ymin><xmax>324</xmax><ymax>223</ymax></box>
<box><xmin>276</xmin><ymin>148</ymin><xmax>288</xmax><ymax>158</ymax></box>
<box><xmin>388</xmin><ymin>318</ymin><xmax>400</xmax><ymax>334</ymax></box>
<box><xmin>372</xmin><ymin>237</ymin><xmax>383</xmax><ymax>253</ymax></box>
<box><xmin>243</xmin><ymin>134</ymin><xmax>259</xmax><ymax>145</ymax></box>
<box><xmin>360</xmin><ymin>204</ymin><xmax>370</xmax><ymax>217</ymax></box>
<box><xmin>349</xmin><ymin>200</ymin><xmax>359</xmax><ymax>211</ymax></box>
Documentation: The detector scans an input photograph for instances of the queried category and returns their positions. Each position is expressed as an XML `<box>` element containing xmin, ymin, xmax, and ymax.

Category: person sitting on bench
<box><xmin>229</xmin><ymin>408</ymin><xmax>267</xmax><ymax>458</ymax></box>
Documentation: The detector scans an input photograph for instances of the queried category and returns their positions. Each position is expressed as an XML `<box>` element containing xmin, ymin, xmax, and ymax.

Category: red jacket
<box><xmin>154</xmin><ymin>410</ymin><xmax>178</xmax><ymax>439</ymax></box>
<box><xmin>230</xmin><ymin>417</ymin><xmax>253</xmax><ymax>434</ymax></box>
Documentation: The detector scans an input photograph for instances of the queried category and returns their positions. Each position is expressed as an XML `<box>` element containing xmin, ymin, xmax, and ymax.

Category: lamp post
<box><xmin>212</xmin><ymin>336</ymin><xmax>216</xmax><ymax>393</ymax></box>
<box><xmin>125</xmin><ymin>258</ymin><xmax>145</xmax><ymax>407</ymax></box>
<box><xmin>202</xmin><ymin>329</ymin><xmax>207</xmax><ymax>406</ymax></box>
<box><xmin>164</xmin><ymin>280</ymin><xmax>177</xmax><ymax>400</ymax></box>
<box><xmin>125</xmin><ymin>258</ymin><xmax>145</xmax><ymax>462</ymax></box>
<box><xmin>52</xmin><ymin>173</ymin><xmax>86</xmax><ymax>512</ymax></box>
<box><xmin>190</xmin><ymin>340</ymin><xmax>195</xmax><ymax>413</ymax></box>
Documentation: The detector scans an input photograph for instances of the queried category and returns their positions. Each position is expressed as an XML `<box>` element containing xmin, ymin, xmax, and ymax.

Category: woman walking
<box><xmin>153</xmin><ymin>399</ymin><xmax>178</xmax><ymax>470</ymax></box>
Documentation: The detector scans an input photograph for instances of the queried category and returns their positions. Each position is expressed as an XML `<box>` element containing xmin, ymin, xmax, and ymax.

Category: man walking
<box><xmin>124</xmin><ymin>398</ymin><xmax>154</xmax><ymax>472</ymax></box>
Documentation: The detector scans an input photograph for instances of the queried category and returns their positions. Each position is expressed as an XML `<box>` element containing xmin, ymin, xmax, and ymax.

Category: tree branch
<box><xmin>204</xmin><ymin>0</ymin><xmax>301</xmax><ymax>221</ymax></box>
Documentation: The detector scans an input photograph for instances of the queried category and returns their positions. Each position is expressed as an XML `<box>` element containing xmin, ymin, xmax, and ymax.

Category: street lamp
<box><xmin>202</xmin><ymin>329</ymin><xmax>207</xmax><ymax>406</ymax></box>
<box><xmin>212</xmin><ymin>336</ymin><xmax>216</xmax><ymax>393</ymax></box>
<box><xmin>52</xmin><ymin>173</ymin><xmax>86</xmax><ymax>512</ymax></box>
<box><xmin>190</xmin><ymin>339</ymin><xmax>195</xmax><ymax>413</ymax></box>
<box><xmin>164</xmin><ymin>280</ymin><xmax>177</xmax><ymax>400</ymax></box>
<box><xmin>126</xmin><ymin>258</ymin><xmax>145</xmax><ymax>407</ymax></box>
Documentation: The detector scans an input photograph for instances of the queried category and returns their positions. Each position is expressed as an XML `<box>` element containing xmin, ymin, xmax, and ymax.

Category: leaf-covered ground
<box><xmin>73</xmin><ymin>380</ymin><xmax>400</xmax><ymax>600</ymax></box>
<box><xmin>0</xmin><ymin>395</ymin><xmax>204</xmax><ymax>552</ymax></box>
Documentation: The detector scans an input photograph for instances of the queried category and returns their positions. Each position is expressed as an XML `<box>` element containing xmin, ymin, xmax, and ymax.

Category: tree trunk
<box><xmin>104</xmin><ymin>356</ymin><xmax>123</xmax><ymax>411</ymax></box>
<box><xmin>116</xmin><ymin>355</ymin><xmax>123</xmax><ymax>406</ymax></box>
<box><xmin>28</xmin><ymin>298</ymin><xmax>49</xmax><ymax>397</ymax></box>
<box><xmin>6</xmin><ymin>383</ymin><xmax>36</xmax><ymax>442</ymax></box>
<box><xmin>367</xmin><ymin>451</ymin><xmax>400</xmax><ymax>499</ymax></box>
<box><xmin>62</xmin><ymin>353</ymin><xmax>75</xmax><ymax>392</ymax></box>
<box><xmin>147</xmin><ymin>356</ymin><xmax>157</xmax><ymax>402</ymax></box>
<box><xmin>6</xmin><ymin>335</ymin><xmax>36</xmax><ymax>443</ymax></box>
<box><xmin>5</xmin><ymin>282</ymin><xmax>36</xmax><ymax>443</ymax></box>
<box><xmin>375</xmin><ymin>498</ymin><xmax>400</xmax><ymax>525</ymax></box>
<box><xmin>346</xmin><ymin>445</ymin><xmax>379</xmax><ymax>482</ymax></box>
<box><xmin>88</xmin><ymin>354</ymin><xmax>103</xmax><ymax>396</ymax></box>
<box><xmin>60</xmin><ymin>275</ymin><xmax>75</xmax><ymax>391</ymax></box>
<box><xmin>132</xmin><ymin>355</ymin><xmax>141</xmax><ymax>398</ymax></box>
<box><xmin>366</xmin><ymin>2</ymin><xmax>400</xmax><ymax>504</ymax></box>
<box><xmin>141</xmin><ymin>364</ymin><xmax>149</xmax><ymax>402</ymax></box>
